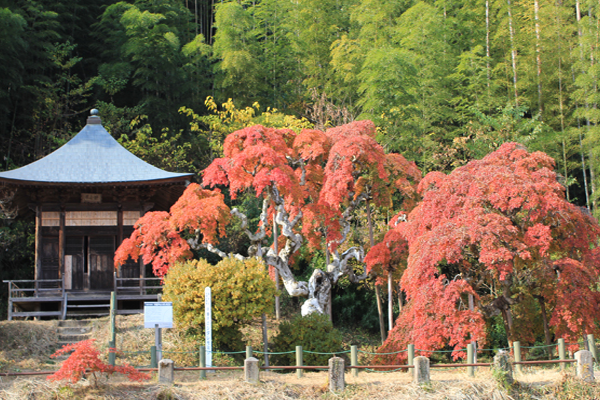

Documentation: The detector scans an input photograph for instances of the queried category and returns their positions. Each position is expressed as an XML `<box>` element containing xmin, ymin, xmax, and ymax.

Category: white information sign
<box><xmin>205</xmin><ymin>287</ymin><xmax>212</xmax><ymax>368</ymax></box>
<box><xmin>144</xmin><ymin>302</ymin><xmax>173</xmax><ymax>329</ymax></box>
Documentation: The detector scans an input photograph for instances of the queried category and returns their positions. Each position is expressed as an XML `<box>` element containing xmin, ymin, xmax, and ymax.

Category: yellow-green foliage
<box><xmin>271</xmin><ymin>313</ymin><xmax>346</xmax><ymax>367</ymax></box>
<box><xmin>162</xmin><ymin>256</ymin><xmax>276</xmax><ymax>349</ymax></box>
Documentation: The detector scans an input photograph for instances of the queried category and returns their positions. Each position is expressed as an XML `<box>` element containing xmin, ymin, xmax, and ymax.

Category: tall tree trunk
<box><xmin>485</xmin><ymin>0</ymin><xmax>492</xmax><ymax>104</ymax></box>
<box><xmin>258</xmin><ymin>243</ymin><xmax>269</xmax><ymax>368</ymax></box>
<box><xmin>573</xmin><ymin>2</ymin><xmax>592</xmax><ymax>209</ymax></box>
<box><xmin>367</xmin><ymin>201</ymin><xmax>386</xmax><ymax>343</ymax></box>
<box><xmin>194</xmin><ymin>0</ymin><xmax>198</xmax><ymax>37</ymax></box>
<box><xmin>388</xmin><ymin>272</ymin><xmax>393</xmax><ymax>331</ymax></box>
<box><xmin>579</xmin><ymin>131</ymin><xmax>591</xmax><ymax>209</ymax></box>
<box><xmin>535</xmin><ymin>295</ymin><xmax>553</xmax><ymax>359</ymax></box>
<box><xmin>534</xmin><ymin>0</ymin><xmax>543</xmax><ymax>115</ymax></box>
<box><xmin>469</xmin><ymin>293</ymin><xmax>477</xmax><ymax>364</ymax></box>
<box><xmin>273</xmin><ymin>216</ymin><xmax>280</xmax><ymax>320</ymax></box>
<box><xmin>507</xmin><ymin>0</ymin><xmax>519</xmax><ymax>105</ymax></box>
<box><xmin>326</xmin><ymin>247</ymin><xmax>332</xmax><ymax>322</ymax></box>
<box><xmin>375</xmin><ymin>285</ymin><xmax>386</xmax><ymax>343</ymax></box>
<box><xmin>590</xmin><ymin>155</ymin><xmax>597</xmax><ymax>211</ymax></box>
<box><xmin>500</xmin><ymin>307</ymin><xmax>515</xmax><ymax>348</ymax></box>
<box><xmin>555</xmin><ymin>0</ymin><xmax>570</xmax><ymax>200</ymax></box>
<box><xmin>397</xmin><ymin>282</ymin><xmax>403</xmax><ymax>312</ymax></box>
<box><xmin>486</xmin><ymin>0</ymin><xmax>491</xmax><ymax>88</ymax></box>
<box><xmin>588</xmin><ymin>5</ymin><xmax>598</xmax><ymax>212</ymax></box>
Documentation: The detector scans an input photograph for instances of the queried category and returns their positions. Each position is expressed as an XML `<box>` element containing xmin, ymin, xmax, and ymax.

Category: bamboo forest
<box><xmin>2</xmin><ymin>0</ymin><xmax>600</xmax><ymax>349</ymax></box>
<box><xmin>2</xmin><ymin>0</ymin><xmax>600</xmax><ymax>196</ymax></box>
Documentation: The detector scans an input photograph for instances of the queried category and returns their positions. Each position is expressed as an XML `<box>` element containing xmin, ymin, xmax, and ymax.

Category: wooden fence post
<box><xmin>467</xmin><ymin>343</ymin><xmax>474</xmax><ymax>377</ymax></box>
<box><xmin>109</xmin><ymin>291</ymin><xmax>116</xmax><ymax>367</ymax></box>
<box><xmin>558</xmin><ymin>338</ymin><xmax>566</xmax><ymax>371</ymax></box>
<box><xmin>513</xmin><ymin>341</ymin><xmax>522</xmax><ymax>374</ymax></box>
<box><xmin>587</xmin><ymin>334</ymin><xmax>597</xmax><ymax>363</ymax></box>
<box><xmin>108</xmin><ymin>340</ymin><xmax>116</xmax><ymax>366</ymax></box>
<box><xmin>199</xmin><ymin>345</ymin><xmax>206</xmax><ymax>379</ymax></box>
<box><xmin>150</xmin><ymin>345</ymin><xmax>157</xmax><ymax>369</ymax></box>
<box><xmin>407</xmin><ymin>344</ymin><xmax>415</xmax><ymax>373</ymax></box>
<box><xmin>296</xmin><ymin>346</ymin><xmax>303</xmax><ymax>379</ymax></box>
<box><xmin>351</xmin><ymin>345</ymin><xmax>358</xmax><ymax>377</ymax></box>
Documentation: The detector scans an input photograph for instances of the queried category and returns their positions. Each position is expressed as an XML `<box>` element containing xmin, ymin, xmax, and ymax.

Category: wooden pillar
<box><xmin>117</xmin><ymin>204</ymin><xmax>123</xmax><ymax>247</ymax></box>
<box><xmin>34</xmin><ymin>205</ymin><xmax>42</xmax><ymax>282</ymax></box>
<box><xmin>139</xmin><ymin>202</ymin><xmax>146</xmax><ymax>294</ymax></box>
<box><xmin>58</xmin><ymin>205</ymin><xmax>65</xmax><ymax>281</ymax></box>
<box><xmin>117</xmin><ymin>204</ymin><xmax>123</xmax><ymax>292</ymax></box>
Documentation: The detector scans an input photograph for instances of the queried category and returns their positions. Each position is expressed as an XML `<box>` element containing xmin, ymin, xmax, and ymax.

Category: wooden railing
<box><xmin>114</xmin><ymin>273</ymin><xmax>163</xmax><ymax>296</ymax></box>
<box><xmin>4</xmin><ymin>276</ymin><xmax>163</xmax><ymax>319</ymax></box>
<box><xmin>3</xmin><ymin>278</ymin><xmax>65</xmax><ymax>320</ymax></box>
<box><xmin>3</xmin><ymin>278</ymin><xmax>65</xmax><ymax>299</ymax></box>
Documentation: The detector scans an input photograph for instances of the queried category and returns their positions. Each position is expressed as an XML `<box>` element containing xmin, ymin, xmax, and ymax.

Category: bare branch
<box><xmin>328</xmin><ymin>247</ymin><xmax>366</xmax><ymax>284</ymax></box>
<box><xmin>187</xmin><ymin>236</ymin><xmax>245</xmax><ymax>261</ymax></box>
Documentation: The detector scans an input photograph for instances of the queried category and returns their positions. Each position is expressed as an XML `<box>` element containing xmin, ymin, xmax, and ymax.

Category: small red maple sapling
<box><xmin>47</xmin><ymin>339</ymin><xmax>149</xmax><ymax>386</ymax></box>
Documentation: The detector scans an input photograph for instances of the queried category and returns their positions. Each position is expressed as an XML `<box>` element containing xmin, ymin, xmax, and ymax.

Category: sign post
<box><xmin>205</xmin><ymin>287</ymin><xmax>212</xmax><ymax>369</ymax></box>
<box><xmin>144</xmin><ymin>302</ymin><xmax>173</xmax><ymax>363</ymax></box>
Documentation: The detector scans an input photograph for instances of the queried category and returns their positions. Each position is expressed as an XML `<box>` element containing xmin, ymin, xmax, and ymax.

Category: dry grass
<box><xmin>89</xmin><ymin>315</ymin><xmax>204</xmax><ymax>368</ymax></box>
<box><xmin>89</xmin><ymin>314</ymin><xmax>270</xmax><ymax>367</ymax></box>
<box><xmin>0</xmin><ymin>368</ymin><xmax>598</xmax><ymax>400</ymax></box>
<box><xmin>0</xmin><ymin>320</ymin><xmax>59</xmax><ymax>372</ymax></box>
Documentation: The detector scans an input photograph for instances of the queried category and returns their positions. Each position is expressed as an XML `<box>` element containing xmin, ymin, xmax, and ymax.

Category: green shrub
<box><xmin>162</xmin><ymin>256</ymin><xmax>277</xmax><ymax>350</ymax></box>
<box><xmin>271</xmin><ymin>313</ymin><xmax>346</xmax><ymax>367</ymax></box>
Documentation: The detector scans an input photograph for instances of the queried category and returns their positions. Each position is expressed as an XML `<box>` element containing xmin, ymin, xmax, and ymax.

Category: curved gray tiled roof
<box><xmin>0</xmin><ymin>113</ymin><xmax>193</xmax><ymax>185</ymax></box>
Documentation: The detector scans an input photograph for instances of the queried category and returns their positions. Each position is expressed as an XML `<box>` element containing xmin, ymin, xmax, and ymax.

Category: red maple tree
<box><xmin>115</xmin><ymin>121</ymin><xmax>420</xmax><ymax>315</ymax></box>
<box><xmin>374</xmin><ymin>143</ymin><xmax>600</xmax><ymax>364</ymax></box>
<box><xmin>48</xmin><ymin>339</ymin><xmax>149</xmax><ymax>385</ymax></box>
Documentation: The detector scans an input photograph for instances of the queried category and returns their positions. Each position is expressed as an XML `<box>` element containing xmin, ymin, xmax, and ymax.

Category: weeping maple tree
<box><xmin>374</xmin><ymin>142</ymin><xmax>600</xmax><ymax>364</ymax></box>
<box><xmin>115</xmin><ymin>120</ymin><xmax>420</xmax><ymax>315</ymax></box>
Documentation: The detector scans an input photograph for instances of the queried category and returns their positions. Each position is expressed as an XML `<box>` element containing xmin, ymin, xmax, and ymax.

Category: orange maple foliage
<box><xmin>374</xmin><ymin>143</ymin><xmax>600</xmax><ymax>364</ymax></box>
<box><xmin>202</xmin><ymin>120</ymin><xmax>420</xmax><ymax>253</ymax></box>
<box><xmin>47</xmin><ymin>339</ymin><xmax>149</xmax><ymax>384</ymax></box>
<box><xmin>114</xmin><ymin>184</ymin><xmax>230</xmax><ymax>277</ymax></box>
<box><xmin>115</xmin><ymin>120</ymin><xmax>421</xmax><ymax>315</ymax></box>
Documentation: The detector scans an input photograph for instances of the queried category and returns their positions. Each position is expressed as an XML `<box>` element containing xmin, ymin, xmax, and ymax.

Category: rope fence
<box><xmin>3</xmin><ymin>336</ymin><xmax>596</xmax><ymax>381</ymax></box>
<box><xmin>106</xmin><ymin>334</ymin><xmax>598</xmax><ymax>379</ymax></box>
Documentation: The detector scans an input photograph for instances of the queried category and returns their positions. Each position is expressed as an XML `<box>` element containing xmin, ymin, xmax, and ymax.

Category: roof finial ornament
<box><xmin>87</xmin><ymin>108</ymin><xmax>101</xmax><ymax>124</ymax></box>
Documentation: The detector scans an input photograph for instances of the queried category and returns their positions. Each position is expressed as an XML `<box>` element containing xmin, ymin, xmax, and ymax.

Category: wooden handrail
<box><xmin>115</xmin><ymin>277</ymin><xmax>162</xmax><ymax>282</ymax></box>
<box><xmin>3</xmin><ymin>279</ymin><xmax>62</xmax><ymax>283</ymax></box>
<box><xmin>116</xmin><ymin>286</ymin><xmax>162</xmax><ymax>290</ymax></box>
<box><xmin>114</xmin><ymin>274</ymin><xmax>163</xmax><ymax>298</ymax></box>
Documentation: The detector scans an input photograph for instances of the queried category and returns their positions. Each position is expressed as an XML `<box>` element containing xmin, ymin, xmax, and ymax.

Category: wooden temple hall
<box><xmin>0</xmin><ymin>110</ymin><xmax>193</xmax><ymax>319</ymax></box>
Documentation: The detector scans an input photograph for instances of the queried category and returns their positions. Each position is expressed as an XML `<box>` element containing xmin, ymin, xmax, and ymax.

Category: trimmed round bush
<box><xmin>162</xmin><ymin>256</ymin><xmax>277</xmax><ymax>350</ymax></box>
<box><xmin>271</xmin><ymin>313</ymin><xmax>345</xmax><ymax>367</ymax></box>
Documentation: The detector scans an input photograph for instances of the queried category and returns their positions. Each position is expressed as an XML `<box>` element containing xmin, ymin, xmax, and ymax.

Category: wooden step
<box><xmin>58</xmin><ymin>319</ymin><xmax>93</xmax><ymax>328</ymax></box>
<box><xmin>117</xmin><ymin>309</ymin><xmax>143</xmax><ymax>315</ymax></box>
<box><xmin>66</xmin><ymin>310</ymin><xmax>109</xmax><ymax>318</ymax></box>
<box><xmin>67</xmin><ymin>304</ymin><xmax>110</xmax><ymax>308</ymax></box>
<box><xmin>12</xmin><ymin>311</ymin><xmax>62</xmax><ymax>318</ymax></box>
